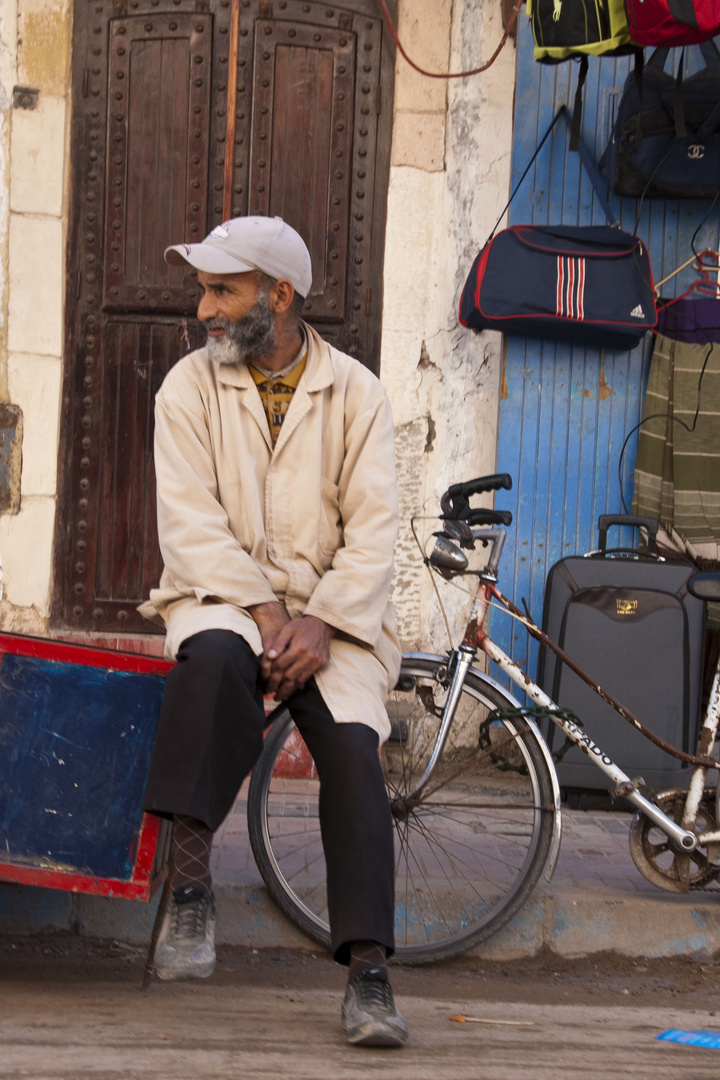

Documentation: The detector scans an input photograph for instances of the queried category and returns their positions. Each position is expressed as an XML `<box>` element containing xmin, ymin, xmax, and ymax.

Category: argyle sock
<box><xmin>170</xmin><ymin>814</ymin><xmax>214</xmax><ymax>893</ymax></box>
<box><xmin>348</xmin><ymin>940</ymin><xmax>387</xmax><ymax>978</ymax></box>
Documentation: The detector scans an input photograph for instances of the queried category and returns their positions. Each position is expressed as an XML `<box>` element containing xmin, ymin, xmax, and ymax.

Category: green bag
<box><xmin>527</xmin><ymin>0</ymin><xmax>635</xmax><ymax>59</ymax></box>
<box><xmin>527</xmin><ymin>0</ymin><xmax>639</xmax><ymax>147</ymax></box>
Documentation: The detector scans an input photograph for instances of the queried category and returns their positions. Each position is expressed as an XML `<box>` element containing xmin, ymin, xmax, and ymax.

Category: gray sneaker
<box><xmin>341</xmin><ymin>966</ymin><xmax>408</xmax><ymax>1048</ymax></box>
<box><xmin>154</xmin><ymin>885</ymin><xmax>216</xmax><ymax>981</ymax></box>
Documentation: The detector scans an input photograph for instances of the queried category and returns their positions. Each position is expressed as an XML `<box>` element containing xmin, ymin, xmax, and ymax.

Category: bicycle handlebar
<box><xmin>440</xmin><ymin>474</ymin><xmax>513</xmax><ymax>526</ymax></box>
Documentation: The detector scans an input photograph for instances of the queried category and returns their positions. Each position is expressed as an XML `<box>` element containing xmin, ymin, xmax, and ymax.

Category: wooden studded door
<box><xmin>52</xmin><ymin>0</ymin><xmax>395</xmax><ymax>635</ymax></box>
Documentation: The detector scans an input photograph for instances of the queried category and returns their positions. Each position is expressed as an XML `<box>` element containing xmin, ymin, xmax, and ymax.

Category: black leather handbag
<box><xmin>600</xmin><ymin>42</ymin><xmax>720</xmax><ymax>199</ymax></box>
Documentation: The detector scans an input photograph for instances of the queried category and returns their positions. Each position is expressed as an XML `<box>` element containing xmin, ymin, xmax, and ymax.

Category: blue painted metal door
<box><xmin>493</xmin><ymin>24</ymin><xmax>720</xmax><ymax>679</ymax></box>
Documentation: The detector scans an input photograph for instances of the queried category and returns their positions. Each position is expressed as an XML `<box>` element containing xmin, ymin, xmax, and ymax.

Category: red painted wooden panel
<box><xmin>0</xmin><ymin>813</ymin><xmax>167</xmax><ymax>901</ymax></box>
<box><xmin>0</xmin><ymin>633</ymin><xmax>173</xmax><ymax>899</ymax></box>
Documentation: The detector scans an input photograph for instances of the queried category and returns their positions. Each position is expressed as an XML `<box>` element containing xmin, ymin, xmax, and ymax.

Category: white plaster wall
<box><xmin>0</xmin><ymin>0</ymin><xmax>18</xmax><ymax>402</ymax></box>
<box><xmin>384</xmin><ymin>0</ymin><xmax>516</xmax><ymax>652</ymax></box>
<box><xmin>0</xmin><ymin>0</ymin><xmax>71</xmax><ymax>631</ymax></box>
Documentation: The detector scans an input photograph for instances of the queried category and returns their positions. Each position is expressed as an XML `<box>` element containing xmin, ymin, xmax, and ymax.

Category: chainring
<box><xmin>628</xmin><ymin>788</ymin><xmax>720</xmax><ymax>894</ymax></box>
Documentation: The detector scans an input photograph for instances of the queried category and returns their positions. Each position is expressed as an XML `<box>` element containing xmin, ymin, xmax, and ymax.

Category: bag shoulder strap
<box><xmin>647</xmin><ymin>40</ymin><xmax>720</xmax><ymax>72</ymax></box>
<box><xmin>700</xmin><ymin>38</ymin><xmax>720</xmax><ymax>68</ymax></box>
<box><xmin>666</xmin><ymin>0</ymin><xmax>700</xmax><ymax>31</ymax></box>
<box><xmin>485</xmin><ymin>105</ymin><xmax>617</xmax><ymax>244</ymax></box>
<box><xmin>648</xmin><ymin>46</ymin><xmax>671</xmax><ymax>71</ymax></box>
<box><xmin>645</xmin><ymin>42</ymin><xmax>720</xmax><ymax>140</ymax></box>
<box><xmin>559</xmin><ymin>107</ymin><xmax>617</xmax><ymax>224</ymax></box>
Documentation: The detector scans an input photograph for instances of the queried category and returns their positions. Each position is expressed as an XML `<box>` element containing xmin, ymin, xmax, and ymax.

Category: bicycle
<box><xmin>246</xmin><ymin>473</ymin><xmax>720</xmax><ymax>964</ymax></box>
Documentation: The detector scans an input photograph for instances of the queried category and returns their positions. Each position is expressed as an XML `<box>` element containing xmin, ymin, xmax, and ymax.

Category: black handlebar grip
<box><xmin>447</xmin><ymin>473</ymin><xmax>513</xmax><ymax>499</ymax></box>
<box><xmin>464</xmin><ymin>508</ymin><xmax>513</xmax><ymax>527</ymax></box>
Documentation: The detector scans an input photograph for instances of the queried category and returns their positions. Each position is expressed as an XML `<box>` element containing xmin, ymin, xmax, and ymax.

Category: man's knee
<box><xmin>325</xmin><ymin>721</ymin><xmax>379</xmax><ymax>759</ymax></box>
<box><xmin>176</xmin><ymin>629</ymin><xmax>257</xmax><ymax>669</ymax></box>
<box><xmin>163</xmin><ymin>629</ymin><xmax>263</xmax><ymax>715</ymax></box>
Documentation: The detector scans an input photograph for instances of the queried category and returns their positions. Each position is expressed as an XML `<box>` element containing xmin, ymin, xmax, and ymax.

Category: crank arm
<box><xmin>626</xmin><ymin>789</ymin><xmax>697</xmax><ymax>851</ymax></box>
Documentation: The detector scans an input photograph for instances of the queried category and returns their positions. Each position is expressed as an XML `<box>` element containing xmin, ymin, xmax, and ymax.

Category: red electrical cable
<box><xmin>379</xmin><ymin>0</ymin><xmax>525</xmax><ymax>80</ymax></box>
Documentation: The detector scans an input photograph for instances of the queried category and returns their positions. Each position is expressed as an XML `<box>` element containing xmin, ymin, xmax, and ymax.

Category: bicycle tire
<box><xmin>247</xmin><ymin>655</ymin><xmax>555</xmax><ymax>963</ymax></box>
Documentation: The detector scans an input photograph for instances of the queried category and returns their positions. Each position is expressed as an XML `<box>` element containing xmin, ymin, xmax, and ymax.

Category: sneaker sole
<box><xmin>344</xmin><ymin>1020</ymin><xmax>408</xmax><ymax>1048</ymax></box>
<box><xmin>155</xmin><ymin>959</ymin><xmax>216</xmax><ymax>982</ymax></box>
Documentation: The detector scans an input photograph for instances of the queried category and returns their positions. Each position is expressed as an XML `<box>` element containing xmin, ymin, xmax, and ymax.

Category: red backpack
<box><xmin>625</xmin><ymin>0</ymin><xmax>720</xmax><ymax>46</ymax></box>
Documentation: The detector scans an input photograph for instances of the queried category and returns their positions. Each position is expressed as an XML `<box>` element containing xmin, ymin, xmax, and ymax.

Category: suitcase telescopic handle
<box><xmin>597</xmin><ymin>514</ymin><xmax>659</xmax><ymax>555</ymax></box>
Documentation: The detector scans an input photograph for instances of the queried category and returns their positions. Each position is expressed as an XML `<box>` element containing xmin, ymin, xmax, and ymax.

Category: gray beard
<box><xmin>204</xmin><ymin>289</ymin><xmax>278</xmax><ymax>366</ymax></box>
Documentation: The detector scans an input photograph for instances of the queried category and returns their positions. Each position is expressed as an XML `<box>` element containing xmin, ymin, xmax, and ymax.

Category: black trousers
<box><xmin>143</xmin><ymin>629</ymin><xmax>395</xmax><ymax>963</ymax></box>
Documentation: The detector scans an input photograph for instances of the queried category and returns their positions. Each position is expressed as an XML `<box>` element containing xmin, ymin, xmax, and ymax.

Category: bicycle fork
<box><xmin>392</xmin><ymin>646</ymin><xmax>477</xmax><ymax>815</ymax></box>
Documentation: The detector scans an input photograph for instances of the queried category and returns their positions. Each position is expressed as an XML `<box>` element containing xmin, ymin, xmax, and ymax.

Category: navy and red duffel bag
<box><xmin>459</xmin><ymin>224</ymin><xmax>657</xmax><ymax>349</ymax></box>
<box><xmin>459</xmin><ymin>107</ymin><xmax>658</xmax><ymax>350</ymax></box>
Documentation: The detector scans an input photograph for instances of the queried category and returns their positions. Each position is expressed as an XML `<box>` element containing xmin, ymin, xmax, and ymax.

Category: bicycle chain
<box><xmin>485</xmin><ymin>706</ymin><xmax>720</xmax><ymax>892</ymax></box>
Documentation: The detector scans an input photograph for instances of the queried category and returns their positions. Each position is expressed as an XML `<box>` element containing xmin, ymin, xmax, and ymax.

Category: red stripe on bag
<box><xmin>577</xmin><ymin>258</ymin><xmax>585</xmax><ymax>320</ymax></box>
<box><xmin>566</xmin><ymin>258</ymin><xmax>575</xmax><ymax>319</ymax></box>
<box><xmin>556</xmin><ymin>257</ymin><xmax>564</xmax><ymax>316</ymax></box>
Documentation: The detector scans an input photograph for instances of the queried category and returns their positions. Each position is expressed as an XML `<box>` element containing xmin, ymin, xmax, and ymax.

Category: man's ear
<box><xmin>269</xmin><ymin>278</ymin><xmax>295</xmax><ymax>315</ymax></box>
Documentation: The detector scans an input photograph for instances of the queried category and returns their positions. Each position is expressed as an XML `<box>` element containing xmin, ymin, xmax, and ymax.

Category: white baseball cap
<box><xmin>165</xmin><ymin>215</ymin><xmax>313</xmax><ymax>298</ymax></box>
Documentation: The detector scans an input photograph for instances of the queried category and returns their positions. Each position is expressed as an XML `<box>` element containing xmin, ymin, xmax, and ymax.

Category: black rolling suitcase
<box><xmin>537</xmin><ymin>515</ymin><xmax>706</xmax><ymax>792</ymax></box>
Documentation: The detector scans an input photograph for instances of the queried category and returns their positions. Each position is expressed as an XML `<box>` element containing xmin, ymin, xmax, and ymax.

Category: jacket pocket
<box><xmin>318</xmin><ymin>476</ymin><xmax>343</xmax><ymax>559</ymax></box>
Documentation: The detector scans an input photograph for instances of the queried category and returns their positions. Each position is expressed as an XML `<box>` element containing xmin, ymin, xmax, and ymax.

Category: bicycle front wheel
<box><xmin>247</xmin><ymin>655</ymin><xmax>555</xmax><ymax>963</ymax></box>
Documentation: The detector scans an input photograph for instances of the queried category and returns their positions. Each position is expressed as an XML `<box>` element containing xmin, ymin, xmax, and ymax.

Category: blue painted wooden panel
<box><xmin>492</xmin><ymin>25</ymin><xmax>720</xmax><ymax>680</ymax></box>
<box><xmin>0</xmin><ymin>656</ymin><xmax>164</xmax><ymax>880</ymax></box>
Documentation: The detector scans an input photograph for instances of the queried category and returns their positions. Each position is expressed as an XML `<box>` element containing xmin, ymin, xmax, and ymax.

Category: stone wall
<box><xmin>0</xmin><ymin>0</ymin><xmax>71</xmax><ymax>632</ymax></box>
<box><xmin>383</xmin><ymin>0</ymin><xmax>516</xmax><ymax>650</ymax></box>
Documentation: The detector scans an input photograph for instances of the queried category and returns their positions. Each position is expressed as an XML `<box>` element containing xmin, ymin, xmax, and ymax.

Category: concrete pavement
<box><xmin>2</xmin><ymin>791</ymin><xmax>720</xmax><ymax>961</ymax></box>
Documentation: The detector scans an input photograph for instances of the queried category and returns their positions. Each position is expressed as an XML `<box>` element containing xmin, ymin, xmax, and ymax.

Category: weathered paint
<box><xmin>493</xmin><ymin>26</ymin><xmax>720</xmax><ymax>678</ymax></box>
<box><xmin>0</xmin><ymin>0</ymin><xmax>16</xmax><ymax>406</ymax></box>
<box><xmin>17</xmin><ymin>0</ymin><xmax>72</xmax><ymax>97</ymax></box>
<box><xmin>0</xmin><ymin>634</ymin><xmax>172</xmax><ymax>896</ymax></box>
<box><xmin>384</xmin><ymin>0</ymin><xmax>518</xmax><ymax>653</ymax></box>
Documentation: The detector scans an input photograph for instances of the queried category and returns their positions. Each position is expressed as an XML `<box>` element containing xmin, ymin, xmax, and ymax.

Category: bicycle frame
<box><xmin>413</xmin><ymin>513</ymin><xmax>720</xmax><ymax>874</ymax></box>
<box><xmin>467</xmin><ymin>574</ymin><xmax>720</xmax><ymax>853</ymax></box>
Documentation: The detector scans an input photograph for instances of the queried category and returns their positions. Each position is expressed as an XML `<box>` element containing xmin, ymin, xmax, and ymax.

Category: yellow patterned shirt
<box><xmin>249</xmin><ymin>350</ymin><xmax>307</xmax><ymax>447</ymax></box>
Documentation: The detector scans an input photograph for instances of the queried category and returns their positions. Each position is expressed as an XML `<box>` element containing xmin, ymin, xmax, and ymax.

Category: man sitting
<box><xmin>140</xmin><ymin>215</ymin><xmax>407</xmax><ymax>1048</ymax></box>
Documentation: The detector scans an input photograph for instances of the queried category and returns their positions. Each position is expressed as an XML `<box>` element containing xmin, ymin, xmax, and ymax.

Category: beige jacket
<box><xmin>139</xmin><ymin>323</ymin><xmax>401</xmax><ymax>741</ymax></box>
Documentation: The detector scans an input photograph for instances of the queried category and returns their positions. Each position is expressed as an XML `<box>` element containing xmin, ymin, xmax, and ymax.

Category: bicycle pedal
<box><xmin>612</xmin><ymin>777</ymin><xmax>646</xmax><ymax>798</ymax></box>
